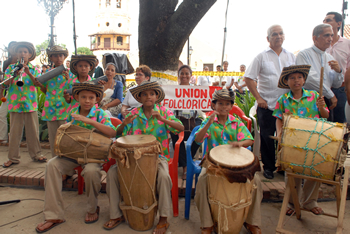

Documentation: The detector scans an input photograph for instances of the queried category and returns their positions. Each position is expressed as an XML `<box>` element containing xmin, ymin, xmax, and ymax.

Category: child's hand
<box><xmin>123</xmin><ymin>115</ymin><xmax>136</xmax><ymax>125</ymax></box>
<box><xmin>71</xmin><ymin>113</ymin><xmax>91</xmax><ymax>124</ymax></box>
<box><xmin>151</xmin><ymin>110</ymin><xmax>163</xmax><ymax>121</ymax></box>
<box><xmin>230</xmin><ymin>141</ymin><xmax>244</xmax><ymax>148</ymax></box>
<box><xmin>23</xmin><ymin>65</ymin><xmax>30</xmax><ymax>74</ymax></box>
<box><xmin>208</xmin><ymin>111</ymin><xmax>219</xmax><ymax>124</ymax></box>
<box><xmin>63</xmin><ymin>90</ymin><xmax>71</xmax><ymax>102</ymax></box>
<box><xmin>33</xmin><ymin>78</ymin><xmax>42</xmax><ymax>87</ymax></box>
<box><xmin>316</xmin><ymin>96</ymin><xmax>326</xmax><ymax>109</ymax></box>
<box><xmin>62</xmin><ymin>70</ymin><xmax>69</xmax><ymax>80</ymax></box>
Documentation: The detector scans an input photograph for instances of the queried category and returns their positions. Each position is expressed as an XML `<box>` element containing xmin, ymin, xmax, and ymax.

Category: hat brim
<box><xmin>12</xmin><ymin>42</ymin><xmax>36</xmax><ymax>61</ymax></box>
<box><xmin>70</xmin><ymin>55</ymin><xmax>97</xmax><ymax>76</ymax></box>
<box><xmin>72</xmin><ymin>82</ymin><xmax>103</xmax><ymax>102</ymax></box>
<box><xmin>130</xmin><ymin>81</ymin><xmax>165</xmax><ymax>104</ymax></box>
<box><xmin>278</xmin><ymin>65</ymin><xmax>311</xmax><ymax>89</ymax></box>
<box><xmin>212</xmin><ymin>89</ymin><xmax>235</xmax><ymax>103</ymax></box>
<box><xmin>47</xmin><ymin>50</ymin><xmax>69</xmax><ymax>59</ymax></box>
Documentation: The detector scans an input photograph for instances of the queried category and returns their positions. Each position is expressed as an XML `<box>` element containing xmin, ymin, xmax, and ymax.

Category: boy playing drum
<box><xmin>104</xmin><ymin>81</ymin><xmax>184</xmax><ymax>234</ymax></box>
<box><xmin>194</xmin><ymin>89</ymin><xmax>263</xmax><ymax>234</ymax></box>
<box><xmin>36</xmin><ymin>81</ymin><xmax>116</xmax><ymax>233</ymax></box>
<box><xmin>273</xmin><ymin>65</ymin><xmax>329</xmax><ymax>216</ymax></box>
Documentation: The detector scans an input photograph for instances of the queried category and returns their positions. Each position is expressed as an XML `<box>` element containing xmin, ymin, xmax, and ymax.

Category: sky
<box><xmin>0</xmin><ymin>0</ymin><xmax>345</xmax><ymax>70</ymax></box>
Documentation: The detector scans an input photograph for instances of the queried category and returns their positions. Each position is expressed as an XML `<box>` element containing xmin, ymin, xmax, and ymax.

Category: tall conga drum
<box><xmin>54</xmin><ymin>122</ymin><xmax>112</xmax><ymax>163</ymax></box>
<box><xmin>110</xmin><ymin>135</ymin><xmax>162</xmax><ymax>231</ymax></box>
<box><xmin>204</xmin><ymin>145</ymin><xmax>260</xmax><ymax>234</ymax></box>
<box><xmin>278</xmin><ymin>114</ymin><xmax>348</xmax><ymax>180</ymax></box>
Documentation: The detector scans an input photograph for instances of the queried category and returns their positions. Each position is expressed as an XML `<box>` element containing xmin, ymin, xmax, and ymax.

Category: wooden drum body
<box><xmin>54</xmin><ymin>122</ymin><xmax>112</xmax><ymax>163</ymax></box>
<box><xmin>278</xmin><ymin>115</ymin><xmax>347</xmax><ymax>180</ymax></box>
<box><xmin>205</xmin><ymin>145</ymin><xmax>260</xmax><ymax>234</ymax></box>
<box><xmin>111</xmin><ymin>135</ymin><xmax>162</xmax><ymax>231</ymax></box>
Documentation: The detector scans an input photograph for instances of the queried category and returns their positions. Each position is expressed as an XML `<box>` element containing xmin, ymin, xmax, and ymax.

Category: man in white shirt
<box><xmin>197</xmin><ymin>66</ymin><xmax>211</xmax><ymax>86</ymax></box>
<box><xmin>296</xmin><ymin>24</ymin><xmax>343</xmax><ymax>121</ymax></box>
<box><xmin>223</xmin><ymin>61</ymin><xmax>234</xmax><ymax>90</ymax></box>
<box><xmin>245</xmin><ymin>25</ymin><xmax>296</xmax><ymax>179</ymax></box>
<box><xmin>324</xmin><ymin>12</ymin><xmax>350</xmax><ymax>123</ymax></box>
<box><xmin>234</xmin><ymin>64</ymin><xmax>249</xmax><ymax>102</ymax></box>
<box><xmin>212</xmin><ymin>65</ymin><xmax>222</xmax><ymax>86</ymax></box>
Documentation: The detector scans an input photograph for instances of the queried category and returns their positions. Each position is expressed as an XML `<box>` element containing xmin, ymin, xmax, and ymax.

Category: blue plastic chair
<box><xmin>185</xmin><ymin>125</ymin><xmax>207</xmax><ymax>220</ymax></box>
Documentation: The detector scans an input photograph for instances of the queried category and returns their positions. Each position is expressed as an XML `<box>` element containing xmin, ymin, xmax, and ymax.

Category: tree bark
<box><xmin>139</xmin><ymin>0</ymin><xmax>217</xmax><ymax>71</ymax></box>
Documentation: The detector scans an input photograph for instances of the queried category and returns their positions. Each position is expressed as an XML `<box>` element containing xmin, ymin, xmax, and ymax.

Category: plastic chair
<box><xmin>249</xmin><ymin>106</ymin><xmax>260</xmax><ymax>158</ymax></box>
<box><xmin>184</xmin><ymin>105</ymin><xmax>252</xmax><ymax>219</ymax></box>
<box><xmin>76</xmin><ymin>117</ymin><xmax>121</xmax><ymax>195</ymax></box>
<box><xmin>168</xmin><ymin>131</ymin><xmax>184</xmax><ymax>217</ymax></box>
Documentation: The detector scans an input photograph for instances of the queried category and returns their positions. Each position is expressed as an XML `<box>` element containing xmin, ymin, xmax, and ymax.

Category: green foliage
<box><xmin>35</xmin><ymin>40</ymin><xmax>67</xmax><ymax>56</ymax></box>
<box><xmin>73</xmin><ymin>47</ymin><xmax>93</xmax><ymax>55</ymax></box>
<box><xmin>234</xmin><ymin>91</ymin><xmax>258</xmax><ymax>134</ymax></box>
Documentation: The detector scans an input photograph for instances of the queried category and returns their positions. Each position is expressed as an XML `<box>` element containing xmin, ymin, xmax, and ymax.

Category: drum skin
<box><xmin>54</xmin><ymin>122</ymin><xmax>112</xmax><ymax>161</ymax></box>
<box><xmin>205</xmin><ymin>145</ymin><xmax>259</xmax><ymax>234</ymax></box>
<box><xmin>278</xmin><ymin>115</ymin><xmax>346</xmax><ymax>180</ymax></box>
<box><xmin>111</xmin><ymin>135</ymin><xmax>161</xmax><ymax>231</ymax></box>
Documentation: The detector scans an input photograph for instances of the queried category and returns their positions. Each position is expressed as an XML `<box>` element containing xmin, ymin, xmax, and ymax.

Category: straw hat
<box><xmin>130</xmin><ymin>81</ymin><xmax>165</xmax><ymax>104</ymax></box>
<box><xmin>212</xmin><ymin>89</ymin><xmax>235</xmax><ymax>103</ymax></box>
<box><xmin>278</xmin><ymin>65</ymin><xmax>311</xmax><ymax>89</ymax></box>
<box><xmin>72</xmin><ymin>81</ymin><xmax>104</xmax><ymax>101</ymax></box>
<box><xmin>46</xmin><ymin>45</ymin><xmax>68</xmax><ymax>59</ymax></box>
<box><xmin>12</xmin><ymin>41</ymin><xmax>36</xmax><ymax>61</ymax></box>
<box><xmin>70</xmin><ymin>55</ymin><xmax>97</xmax><ymax>76</ymax></box>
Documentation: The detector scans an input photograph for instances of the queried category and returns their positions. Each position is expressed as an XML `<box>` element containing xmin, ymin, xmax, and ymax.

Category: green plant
<box><xmin>234</xmin><ymin>91</ymin><xmax>258</xmax><ymax>135</ymax></box>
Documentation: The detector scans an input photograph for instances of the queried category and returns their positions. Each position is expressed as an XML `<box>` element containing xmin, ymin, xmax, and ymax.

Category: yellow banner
<box><xmin>192</xmin><ymin>71</ymin><xmax>245</xmax><ymax>76</ymax></box>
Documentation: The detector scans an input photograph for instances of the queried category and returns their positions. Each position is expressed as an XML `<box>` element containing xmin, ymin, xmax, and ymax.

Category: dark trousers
<box><xmin>331</xmin><ymin>87</ymin><xmax>347</xmax><ymax>123</ymax></box>
<box><xmin>324</xmin><ymin>98</ymin><xmax>334</xmax><ymax>122</ymax></box>
<box><xmin>257</xmin><ymin>107</ymin><xmax>276</xmax><ymax>172</ymax></box>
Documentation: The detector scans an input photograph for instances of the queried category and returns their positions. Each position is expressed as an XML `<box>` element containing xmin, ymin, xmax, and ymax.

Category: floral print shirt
<box><xmin>272</xmin><ymin>88</ymin><xmax>329</xmax><ymax>119</ymax></box>
<box><xmin>41</xmin><ymin>67</ymin><xmax>75</xmax><ymax>121</ymax></box>
<box><xmin>4</xmin><ymin>62</ymin><xmax>41</xmax><ymax>113</ymax></box>
<box><xmin>119</xmin><ymin>104</ymin><xmax>183</xmax><ymax>158</ymax></box>
<box><xmin>66</xmin><ymin>105</ymin><xmax>116</xmax><ymax>131</ymax></box>
<box><xmin>195</xmin><ymin>114</ymin><xmax>253</xmax><ymax>153</ymax></box>
<box><xmin>66</xmin><ymin>75</ymin><xmax>93</xmax><ymax>114</ymax></box>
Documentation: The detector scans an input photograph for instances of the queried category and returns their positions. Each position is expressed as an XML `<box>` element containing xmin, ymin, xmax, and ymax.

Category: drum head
<box><xmin>116</xmin><ymin>135</ymin><xmax>157</xmax><ymax>147</ymax></box>
<box><xmin>209</xmin><ymin>145</ymin><xmax>254</xmax><ymax>168</ymax></box>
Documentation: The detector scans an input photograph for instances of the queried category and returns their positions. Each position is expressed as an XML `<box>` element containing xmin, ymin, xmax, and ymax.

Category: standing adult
<box><xmin>324</xmin><ymin>12</ymin><xmax>350</xmax><ymax>123</ymax></box>
<box><xmin>296</xmin><ymin>24</ymin><xmax>343</xmax><ymax>122</ymax></box>
<box><xmin>197</xmin><ymin>66</ymin><xmax>211</xmax><ymax>86</ymax></box>
<box><xmin>245</xmin><ymin>25</ymin><xmax>296</xmax><ymax>179</ymax></box>
<box><xmin>234</xmin><ymin>64</ymin><xmax>249</xmax><ymax>102</ymax></box>
<box><xmin>120</xmin><ymin>65</ymin><xmax>151</xmax><ymax>118</ymax></box>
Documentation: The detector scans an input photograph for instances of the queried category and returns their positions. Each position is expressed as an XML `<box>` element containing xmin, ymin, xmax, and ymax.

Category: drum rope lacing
<box><xmin>207</xmin><ymin>171</ymin><xmax>256</xmax><ymax>234</ymax></box>
<box><xmin>117</xmin><ymin>151</ymin><xmax>159</xmax><ymax>217</ymax></box>
<box><xmin>280</xmin><ymin>116</ymin><xmax>345</xmax><ymax>179</ymax></box>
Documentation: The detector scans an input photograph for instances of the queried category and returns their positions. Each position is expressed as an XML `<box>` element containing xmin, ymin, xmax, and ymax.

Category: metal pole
<box><xmin>73</xmin><ymin>0</ymin><xmax>77</xmax><ymax>54</ymax></box>
<box><xmin>49</xmin><ymin>0</ymin><xmax>54</xmax><ymax>48</ymax></box>
<box><xmin>342</xmin><ymin>0</ymin><xmax>348</xmax><ymax>37</ymax></box>
<box><xmin>187</xmin><ymin>38</ymin><xmax>190</xmax><ymax>66</ymax></box>
<box><xmin>221</xmin><ymin>0</ymin><xmax>229</xmax><ymax>66</ymax></box>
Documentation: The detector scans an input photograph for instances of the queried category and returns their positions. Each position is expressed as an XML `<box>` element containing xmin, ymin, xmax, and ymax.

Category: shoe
<box><xmin>244</xmin><ymin>222</ymin><xmax>262</xmax><ymax>234</ymax></box>
<box><xmin>263</xmin><ymin>169</ymin><xmax>274</xmax><ymax>179</ymax></box>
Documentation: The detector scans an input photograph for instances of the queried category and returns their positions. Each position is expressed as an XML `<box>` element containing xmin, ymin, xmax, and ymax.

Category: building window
<box><xmin>118</xmin><ymin>23</ymin><xmax>122</xmax><ymax>27</ymax></box>
<box><xmin>106</xmin><ymin>22</ymin><xmax>110</xmax><ymax>27</ymax></box>
<box><xmin>98</xmin><ymin>37</ymin><xmax>101</xmax><ymax>46</ymax></box>
<box><xmin>116</xmin><ymin>0</ymin><xmax>121</xmax><ymax>8</ymax></box>
<box><xmin>106</xmin><ymin>0</ymin><xmax>111</xmax><ymax>7</ymax></box>
<box><xmin>117</xmin><ymin>36</ymin><xmax>123</xmax><ymax>45</ymax></box>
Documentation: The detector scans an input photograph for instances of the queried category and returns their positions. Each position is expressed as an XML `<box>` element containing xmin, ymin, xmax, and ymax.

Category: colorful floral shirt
<box><xmin>66</xmin><ymin>105</ymin><xmax>116</xmax><ymax>131</ymax></box>
<box><xmin>195</xmin><ymin>114</ymin><xmax>253</xmax><ymax>153</ymax></box>
<box><xmin>119</xmin><ymin>104</ymin><xmax>183</xmax><ymax>158</ymax></box>
<box><xmin>4</xmin><ymin>63</ymin><xmax>41</xmax><ymax>113</ymax></box>
<box><xmin>66</xmin><ymin>75</ymin><xmax>92</xmax><ymax>114</ymax></box>
<box><xmin>272</xmin><ymin>88</ymin><xmax>329</xmax><ymax>119</ymax></box>
<box><xmin>42</xmin><ymin>67</ymin><xmax>75</xmax><ymax>121</ymax></box>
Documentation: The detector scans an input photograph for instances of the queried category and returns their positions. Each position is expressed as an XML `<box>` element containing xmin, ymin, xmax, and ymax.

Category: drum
<box><xmin>110</xmin><ymin>135</ymin><xmax>162</xmax><ymax>231</ymax></box>
<box><xmin>204</xmin><ymin>145</ymin><xmax>260</xmax><ymax>234</ymax></box>
<box><xmin>54</xmin><ymin>122</ymin><xmax>112</xmax><ymax>164</ymax></box>
<box><xmin>278</xmin><ymin>115</ymin><xmax>347</xmax><ymax>180</ymax></box>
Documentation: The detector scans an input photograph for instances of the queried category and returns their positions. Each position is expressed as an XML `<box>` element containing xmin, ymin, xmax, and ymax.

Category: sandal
<box><xmin>309</xmin><ymin>207</ymin><xmax>324</xmax><ymax>215</ymax></box>
<box><xmin>34</xmin><ymin>156</ymin><xmax>47</xmax><ymax>163</ymax></box>
<box><xmin>2</xmin><ymin>161</ymin><xmax>18</xmax><ymax>168</ymax></box>
<box><xmin>36</xmin><ymin>219</ymin><xmax>65</xmax><ymax>233</ymax></box>
<box><xmin>85</xmin><ymin>206</ymin><xmax>100</xmax><ymax>224</ymax></box>
<box><xmin>201</xmin><ymin>226</ymin><xmax>214</xmax><ymax>234</ymax></box>
<box><xmin>286</xmin><ymin>207</ymin><xmax>295</xmax><ymax>216</ymax></box>
<box><xmin>153</xmin><ymin>222</ymin><xmax>170</xmax><ymax>234</ymax></box>
<box><xmin>103</xmin><ymin>216</ymin><xmax>125</xmax><ymax>230</ymax></box>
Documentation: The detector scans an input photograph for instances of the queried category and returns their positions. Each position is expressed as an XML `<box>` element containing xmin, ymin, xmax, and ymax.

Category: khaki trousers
<box><xmin>47</xmin><ymin>120</ymin><xmax>66</xmax><ymax>158</ymax></box>
<box><xmin>8</xmin><ymin>112</ymin><xmax>42</xmax><ymax>163</ymax></box>
<box><xmin>285</xmin><ymin>176</ymin><xmax>320</xmax><ymax>210</ymax></box>
<box><xmin>106</xmin><ymin>158</ymin><xmax>172</xmax><ymax>219</ymax></box>
<box><xmin>195</xmin><ymin>168</ymin><xmax>263</xmax><ymax>227</ymax></box>
<box><xmin>43</xmin><ymin>156</ymin><xmax>102</xmax><ymax>220</ymax></box>
<box><xmin>0</xmin><ymin>95</ymin><xmax>8</xmax><ymax>141</ymax></box>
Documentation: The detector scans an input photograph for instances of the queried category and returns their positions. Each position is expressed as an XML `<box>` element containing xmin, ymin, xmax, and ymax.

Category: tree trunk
<box><xmin>139</xmin><ymin>0</ymin><xmax>217</xmax><ymax>71</ymax></box>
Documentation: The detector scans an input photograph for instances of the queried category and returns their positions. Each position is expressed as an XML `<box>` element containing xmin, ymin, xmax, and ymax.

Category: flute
<box><xmin>16</xmin><ymin>58</ymin><xmax>25</xmax><ymax>87</ymax></box>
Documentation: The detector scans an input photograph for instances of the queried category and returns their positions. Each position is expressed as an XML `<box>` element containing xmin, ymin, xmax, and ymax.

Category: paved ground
<box><xmin>0</xmin><ymin>145</ymin><xmax>350</xmax><ymax>233</ymax></box>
